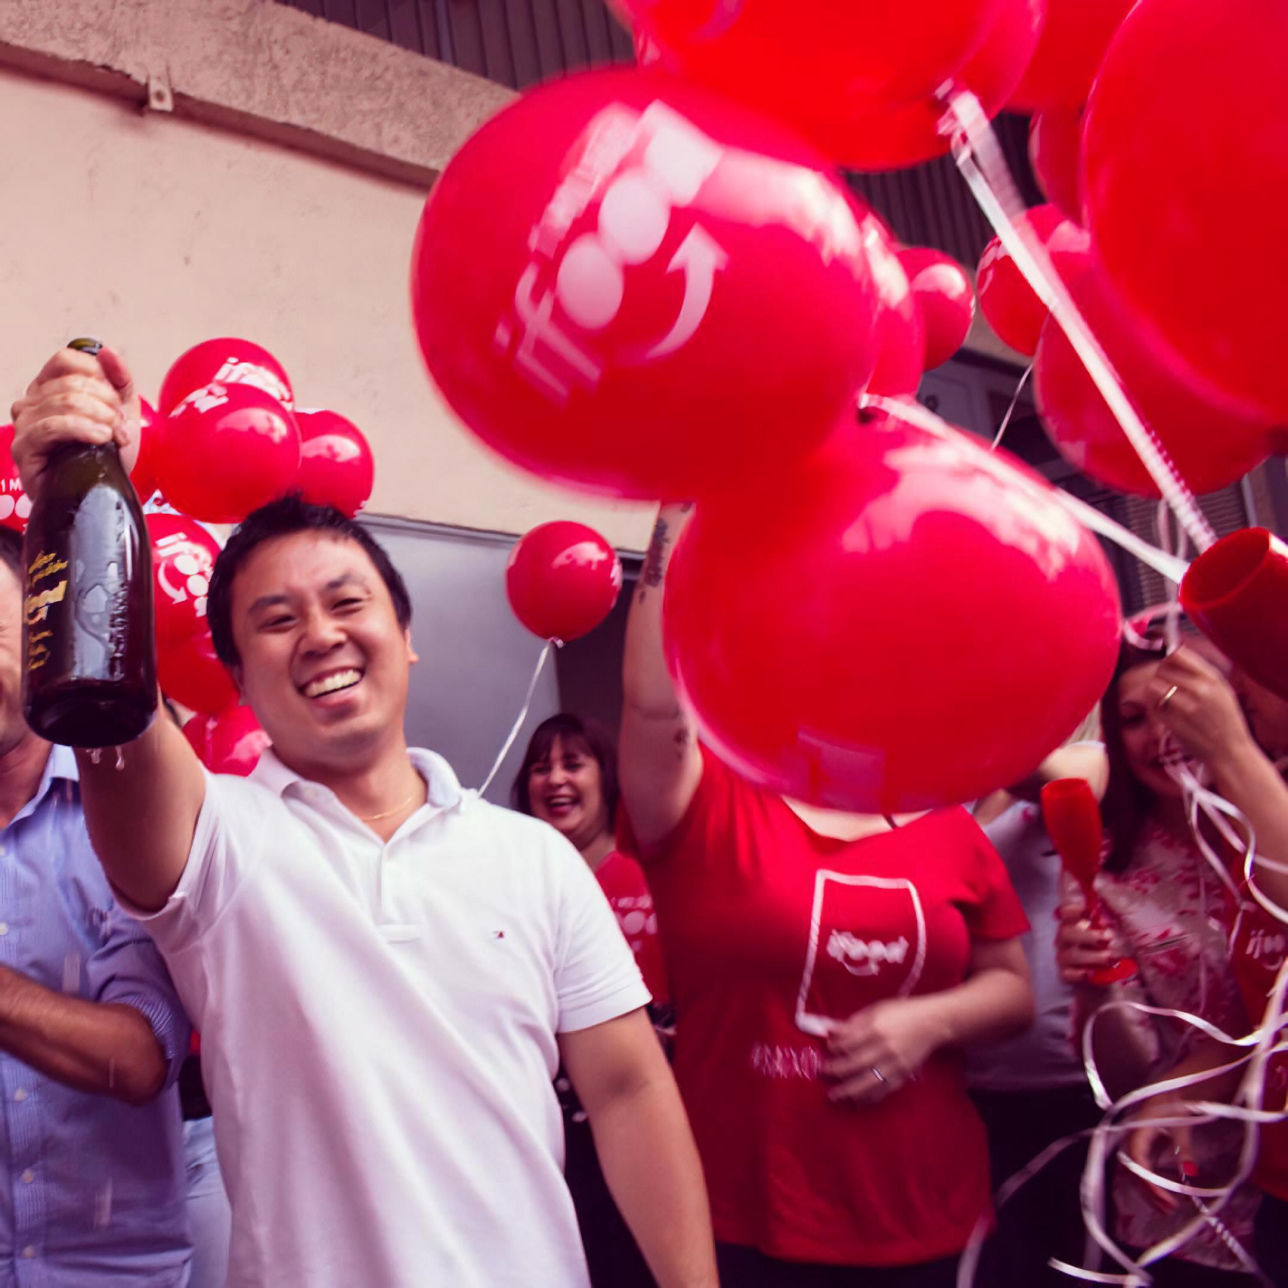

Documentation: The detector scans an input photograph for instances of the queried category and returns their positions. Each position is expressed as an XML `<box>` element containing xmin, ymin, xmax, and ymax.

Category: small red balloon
<box><xmin>1034</xmin><ymin>263</ymin><xmax>1273</xmax><ymax>496</ymax></box>
<box><xmin>506</xmin><ymin>521</ymin><xmax>623</xmax><ymax>643</ymax></box>
<box><xmin>158</xmin><ymin>338</ymin><xmax>294</xmax><ymax>416</ymax></box>
<box><xmin>159</xmin><ymin>629</ymin><xmax>239</xmax><ymax>715</ymax></box>
<box><xmin>412</xmin><ymin>66</ymin><xmax>881</xmax><ymax>500</ymax></box>
<box><xmin>183</xmin><ymin>705</ymin><xmax>271</xmax><ymax>776</ymax></box>
<box><xmin>293</xmin><ymin>410</ymin><xmax>376</xmax><ymax>518</ymax></box>
<box><xmin>976</xmin><ymin>206</ymin><xmax>1089</xmax><ymax>356</ymax></box>
<box><xmin>155</xmin><ymin>383</ymin><xmax>301</xmax><ymax>524</ymax></box>
<box><xmin>147</xmin><ymin>513</ymin><xmax>222</xmax><ymax>647</ymax></box>
<box><xmin>611</xmin><ymin>0</ymin><xmax>1003</xmax><ymax>130</ymax></box>
<box><xmin>1008</xmin><ymin>0</ymin><xmax>1132</xmax><ymax>111</ymax></box>
<box><xmin>131</xmin><ymin>399</ymin><xmax>162</xmax><ymax>504</ymax></box>
<box><xmin>664</xmin><ymin>408</ymin><xmax>1121</xmax><ymax>814</ymax></box>
<box><xmin>1028</xmin><ymin>109</ymin><xmax>1083</xmax><ymax>222</ymax></box>
<box><xmin>792</xmin><ymin>0</ymin><xmax>1045</xmax><ymax>172</ymax></box>
<box><xmin>1083</xmin><ymin>0</ymin><xmax>1288</xmax><ymax>423</ymax></box>
<box><xmin>863</xmin><ymin>218</ymin><xmax>924</xmax><ymax>398</ymax></box>
<box><xmin>0</xmin><ymin>426</ymin><xmax>31</xmax><ymax>534</ymax></box>
<box><xmin>897</xmin><ymin>248</ymin><xmax>976</xmax><ymax>370</ymax></box>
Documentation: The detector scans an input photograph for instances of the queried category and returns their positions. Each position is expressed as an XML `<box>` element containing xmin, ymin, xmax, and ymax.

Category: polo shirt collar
<box><xmin>249</xmin><ymin>746</ymin><xmax>472</xmax><ymax>813</ymax></box>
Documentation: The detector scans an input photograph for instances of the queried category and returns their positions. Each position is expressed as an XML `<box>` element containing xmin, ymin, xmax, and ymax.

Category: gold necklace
<box><xmin>358</xmin><ymin>786</ymin><xmax>424</xmax><ymax>822</ymax></box>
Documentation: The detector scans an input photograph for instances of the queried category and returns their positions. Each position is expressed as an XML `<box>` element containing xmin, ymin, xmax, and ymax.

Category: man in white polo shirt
<box><xmin>11</xmin><ymin>343</ymin><xmax>717</xmax><ymax>1288</ymax></box>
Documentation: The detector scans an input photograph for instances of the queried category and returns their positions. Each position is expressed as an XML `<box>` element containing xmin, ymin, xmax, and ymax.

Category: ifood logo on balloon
<box><xmin>494</xmin><ymin>101</ymin><xmax>729</xmax><ymax>404</ymax></box>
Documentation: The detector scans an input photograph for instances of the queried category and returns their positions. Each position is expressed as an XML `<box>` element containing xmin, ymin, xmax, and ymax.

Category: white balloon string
<box><xmin>937</xmin><ymin>87</ymin><xmax>1217</xmax><ymax>554</ymax></box>
<box><xmin>991</xmin><ymin>361</ymin><xmax>1033</xmax><ymax>450</ymax></box>
<box><xmin>860</xmin><ymin>393</ymin><xmax>1190</xmax><ymax>585</ymax></box>
<box><xmin>476</xmin><ymin>639</ymin><xmax>556</xmax><ymax>798</ymax></box>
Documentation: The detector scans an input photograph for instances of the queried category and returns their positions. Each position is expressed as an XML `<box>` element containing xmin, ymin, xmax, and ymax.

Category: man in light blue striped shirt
<box><xmin>0</xmin><ymin>527</ymin><xmax>191</xmax><ymax>1285</ymax></box>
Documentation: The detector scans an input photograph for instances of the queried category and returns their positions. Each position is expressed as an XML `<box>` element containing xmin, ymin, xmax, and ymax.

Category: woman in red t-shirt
<box><xmin>513</xmin><ymin>712</ymin><xmax>670</xmax><ymax>1287</ymax></box>
<box><xmin>618</xmin><ymin>505</ymin><xmax>1034</xmax><ymax>1287</ymax></box>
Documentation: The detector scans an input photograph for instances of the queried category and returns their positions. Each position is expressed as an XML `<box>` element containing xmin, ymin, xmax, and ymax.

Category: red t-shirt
<box><xmin>628</xmin><ymin>748</ymin><xmax>1028</xmax><ymax>1266</ymax></box>
<box><xmin>1228</xmin><ymin>908</ymin><xmax>1288</xmax><ymax>1200</ymax></box>
<box><xmin>595</xmin><ymin>848</ymin><xmax>669</xmax><ymax>1004</ymax></box>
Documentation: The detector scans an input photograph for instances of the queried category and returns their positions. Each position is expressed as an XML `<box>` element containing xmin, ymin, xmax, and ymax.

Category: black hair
<box><xmin>511</xmin><ymin>713</ymin><xmax>619</xmax><ymax>824</ymax></box>
<box><xmin>0</xmin><ymin>528</ymin><xmax>22</xmax><ymax>587</ymax></box>
<box><xmin>1099</xmin><ymin>635</ymin><xmax>1166</xmax><ymax>873</ymax></box>
<box><xmin>207</xmin><ymin>493</ymin><xmax>411</xmax><ymax>670</ymax></box>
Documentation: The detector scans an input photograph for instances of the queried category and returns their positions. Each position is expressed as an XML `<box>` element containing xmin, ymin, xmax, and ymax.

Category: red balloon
<box><xmin>158</xmin><ymin>338</ymin><xmax>294</xmax><ymax>416</ymax></box>
<box><xmin>1083</xmin><ymin>0</ymin><xmax>1288</xmax><ymax>423</ymax></box>
<box><xmin>611</xmin><ymin>0</ymin><xmax>1002</xmax><ymax>128</ymax></box>
<box><xmin>1008</xmin><ymin>0</ymin><xmax>1132</xmax><ymax>111</ymax></box>
<box><xmin>159</xmin><ymin>628</ymin><xmax>239</xmax><ymax>715</ymax></box>
<box><xmin>183</xmin><ymin>705</ymin><xmax>271</xmax><ymax>776</ymax></box>
<box><xmin>862</xmin><ymin>217</ymin><xmax>924</xmax><ymax>398</ymax></box>
<box><xmin>897</xmin><ymin>248</ymin><xmax>976</xmax><ymax>369</ymax></box>
<box><xmin>293</xmin><ymin>410</ymin><xmax>376</xmax><ymax>518</ymax></box>
<box><xmin>1028</xmin><ymin>109</ymin><xmax>1083</xmax><ymax>222</ymax></box>
<box><xmin>155</xmin><ymin>383</ymin><xmax>301</xmax><ymax>524</ymax></box>
<box><xmin>792</xmin><ymin>0</ymin><xmax>1045</xmax><ymax>172</ymax></box>
<box><xmin>412</xmin><ymin>67</ymin><xmax>880</xmax><ymax>500</ymax></box>
<box><xmin>0</xmin><ymin>425</ymin><xmax>30</xmax><ymax>534</ymax></box>
<box><xmin>664</xmin><ymin>408</ymin><xmax>1121</xmax><ymax>813</ymax></box>
<box><xmin>1034</xmin><ymin>262</ymin><xmax>1273</xmax><ymax>496</ymax></box>
<box><xmin>506</xmin><ymin>521</ymin><xmax>623</xmax><ymax>642</ymax></box>
<box><xmin>130</xmin><ymin>399</ymin><xmax>163</xmax><ymax>504</ymax></box>
<box><xmin>147</xmin><ymin>513</ymin><xmax>222</xmax><ymax>647</ymax></box>
<box><xmin>976</xmin><ymin>205</ymin><xmax>1089</xmax><ymax>356</ymax></box>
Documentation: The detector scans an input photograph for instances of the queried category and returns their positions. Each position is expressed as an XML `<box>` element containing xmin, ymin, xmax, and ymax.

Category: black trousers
<box><xmin>715</xmin><ymin>1244</ymin><xmax>958</xmax><ymax>1287</ymax></box>
<box><xmin>971</xmin><ymin>1082</ymin><xmax>1102</xmax><ymax>1287</ymax></box>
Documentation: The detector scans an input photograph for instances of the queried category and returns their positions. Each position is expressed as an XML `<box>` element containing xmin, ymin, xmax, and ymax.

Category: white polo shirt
<box><xmin>130</xmin><ymin>747</ymin><xmax>649</xmax><ymax>1288</ymax></box>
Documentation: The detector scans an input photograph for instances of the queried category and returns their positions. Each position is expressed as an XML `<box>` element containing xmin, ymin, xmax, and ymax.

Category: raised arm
<box><xmin>1147</xmin><ymin>646</ymin><xmax>1288</xmax><ymax>906</ymax></box>
<box><xmin>11</xmin><ymin>346</ymin><xmax>206</xmax><ymax>910</ymax></box>
<box><xmin>619</xmin><ymin>503</ymin><xmax>703</xmax><ymax>846</ymax></box>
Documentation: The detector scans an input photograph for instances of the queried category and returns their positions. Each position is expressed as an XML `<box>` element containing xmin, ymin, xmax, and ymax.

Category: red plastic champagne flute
<box><xmin>1041</xmin><ymin>777</ymin><xmax>1137</xmax><ymax>984</ymax></box>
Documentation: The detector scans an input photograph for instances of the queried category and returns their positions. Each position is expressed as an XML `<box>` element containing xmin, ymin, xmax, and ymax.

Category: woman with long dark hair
<box><xmin>513</xmin><ymin>713</ymin><xmax>668</xmax><ymax>1288</ymax></box>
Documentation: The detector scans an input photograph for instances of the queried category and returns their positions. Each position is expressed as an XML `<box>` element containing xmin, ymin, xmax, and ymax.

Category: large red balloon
<box><xmin>506</xmin><ymin>521</ymin><xmax>623</xmax><ymax>642</ymax></box>
<box><xmin>183</xmin><ymin>705</ymin><xmax>271</xmax><ymax>776</ymax></box>
<box><xmin>147</xmin><ymin>513</ymin><xmax>222</xmax><ymax>647</ymax></box>
<box><xmin>976</xmin><ymin>205</ymin><xmax>1089</xmax><ymax>356</ymax></box>
<box><xmin>0</xmin><ymin>426</ymin><xmax>30</xmax><ymax>534</ymax></box>
<box><xmin>155</xmin><ymin>383</ymin><xmax>301</xmax><ymax>523</ymax></box>
<box><xmin>159</xmin><ymin>629</ymin><xmax>239</xmax><ymax>715</ymax></box>
<box><xmin>611</xmin><ymin>0</ymin><xmax>1002</xmax><ymax>129</ymax></box>
<box><xmin>862</xmin><ymin>218</ymin><xmax>924</xmax><ymax>399</ymax></box>
<box><xmin>1083</xmin><ymin>0</ymin><xmax>1288</xmax><ymax>423</ymax></box>
<box><xmin>131</xmin><ymin>399</ymin><xmax>162</xmax><ymax>504</ymax></box>
<box><xmin>412</xmin><ymin>66</ymin><xmax>880</xmax><ymax>500</ymax></box>
<box><xmin>664</xmin><ymin>409</ymin><xmax>1121</xmax><ymax>813</ymax></box>
<box><xmin>294</xmin><ymin>410</ymin><xmax>375</xmax><ymax>517</ymax></box>
<box><xmin>1034</xmin><ymin>263</ymin><xmax>1273</xmax><ymax>496</ymax></box>
<box><xmin>897</xmin><ymin>248</ymin><xmax>976</xmax><ymax>370</ymax></box>
<box><xmin>158</xmin><ymin>338</ymin><xmax>294</xmax><ymax>416</ymax></box>
<box><xmin>1008</xmin><ymin>0</ymin><xmax>1132</xmax><ymax>111</ymax></box>
<box><xmin>1028</xmin><ymin>109</ymin><xmax>1083</xmax><ymax>223</ymax></box>
<box><xmin>789</xmin><ymin>0</ymin><xmax>1045</xmax><ymax>172</ymax></box>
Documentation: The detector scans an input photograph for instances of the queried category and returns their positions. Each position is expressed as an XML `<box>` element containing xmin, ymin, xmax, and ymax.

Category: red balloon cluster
<box><xmin>664</xmin><ymin>408</ymin><xmax>1121</xmax><ymax>813</ymax></box>
<box><xmin>0</xmin><ymin>425</ymin><xmax>31</xmax><ymax>535</ymax></box>
<box><xmin>151</xmin><ymin>338</ymin><xmax>375</xmax><ymax>523</ymax></box>
<box><xmin>183</xmin><ymin>706</ymin><xmax>271</xmax><ymax>777</ymax></box>
<box><xmin>412</xmin><ymin>67</ymin><xmax>881</xmax><ymax>500</ymax></box>
<box><xmin>506</xmin><ymin>521</ymin><xmax>623</xmax><ymax>642</ymax></box>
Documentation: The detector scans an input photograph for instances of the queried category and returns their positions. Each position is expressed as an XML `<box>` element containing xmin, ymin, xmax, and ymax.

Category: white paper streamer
<box><xmin>476</xmin><ymin>639</ymin><xmax>556</xmax><ymax>798</ymax></box>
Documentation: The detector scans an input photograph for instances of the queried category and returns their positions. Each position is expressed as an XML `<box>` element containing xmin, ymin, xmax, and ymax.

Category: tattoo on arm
<box><xmin>640</xmin><ymin>518</ymin><xmax>669</xmax><ymax>590</ymax></box>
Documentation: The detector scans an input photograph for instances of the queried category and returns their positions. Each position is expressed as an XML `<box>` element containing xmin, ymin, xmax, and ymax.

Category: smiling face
<box><xmin>1115</xmin><ymin>660</ymin><xmax>1191</xmax><ymax>798</ymax></box>
<box><xmin>228</xmin><ymin>531</ymin><xmax>416</xmax><ymax>779</ymax></box>
<box><xmin>526</xmin><ymin>734</ymin><xmax>609</xmax><ymax>853</ymax></box>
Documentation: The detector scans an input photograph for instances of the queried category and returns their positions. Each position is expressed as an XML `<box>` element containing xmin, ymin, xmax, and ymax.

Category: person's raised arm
<box><xmin>11</xmin><ymin>345</ymin><xmax>206</xmax><ymax>910</ymax></box>
<box><xmin>1147</xmin><ymin>646</ymin><xmax>1288</xmax><ymax>907</ymax></box>
<box><xmin>619</xmin><ymin>503</ymin><xmax>703</xmax><ymax>847</ymax></box>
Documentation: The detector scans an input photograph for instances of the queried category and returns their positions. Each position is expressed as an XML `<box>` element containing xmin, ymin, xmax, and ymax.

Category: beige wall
<box><xmin>0</xmin><ymin>61</ymin><xmax>656</xmax><ymax>548</ymax></box>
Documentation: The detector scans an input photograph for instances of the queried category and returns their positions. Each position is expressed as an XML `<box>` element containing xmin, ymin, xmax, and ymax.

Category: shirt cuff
<box><xmin>106</xmin><ymin>989</ymin><xmax>192</xmax><ymax>1092</ymax></box>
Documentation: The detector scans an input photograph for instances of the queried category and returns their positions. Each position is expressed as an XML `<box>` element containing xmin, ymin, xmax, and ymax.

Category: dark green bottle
<box><xmin>21</xmin><ymin>338</ymin><xmax>156</xmax><ymax>747</ymax></box>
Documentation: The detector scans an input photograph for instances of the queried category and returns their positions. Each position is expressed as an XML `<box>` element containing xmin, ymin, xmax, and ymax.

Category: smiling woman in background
<box><xmin>515</xmin><ymin>713</ymin><xmax>670</xmax><ymax>1287</ymax></box>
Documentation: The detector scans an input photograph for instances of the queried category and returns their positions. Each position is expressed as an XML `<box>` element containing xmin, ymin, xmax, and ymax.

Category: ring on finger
<box><xmin>1158</xmin><ymin>683</ymin><xmax>1179</xmax><ymax>709</ymax></box>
